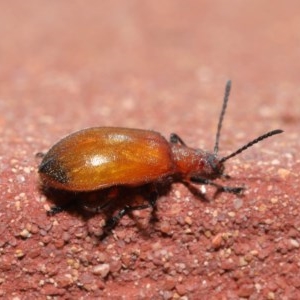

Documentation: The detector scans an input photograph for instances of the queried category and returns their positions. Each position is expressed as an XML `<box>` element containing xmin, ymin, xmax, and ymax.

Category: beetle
<box><xmin>39</xmin><ymin>81</ymin><xmax>283</xmax><ymax>229</ymax></box>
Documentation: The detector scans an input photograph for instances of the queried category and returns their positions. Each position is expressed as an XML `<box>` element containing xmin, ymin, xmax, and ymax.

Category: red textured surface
<box><xmin>1</xmin><ymin>1</ymin><xmax>299</xmax><ymax>299</ymax></box>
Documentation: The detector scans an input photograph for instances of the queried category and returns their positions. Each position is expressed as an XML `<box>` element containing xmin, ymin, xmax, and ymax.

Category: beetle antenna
<box><xmin>219</xmin><ymin>129</ymin><xmax>283</xmax><ymax>163</ymax></box>
<box><xmin>214</xmin><ymin>80</ymin><xmax>231</xmax><ymax>155</ymax></box>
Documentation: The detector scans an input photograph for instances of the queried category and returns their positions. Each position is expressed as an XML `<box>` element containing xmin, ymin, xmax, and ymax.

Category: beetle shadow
<box><xmin>39</xmin><ymin>182</ymin><xmax>174</xmax><ymax>239</ymax></box>
<box><xmin>39</xmin><ymin>177</ymin><xmax>245</xmax><ymax>240</ymax></box>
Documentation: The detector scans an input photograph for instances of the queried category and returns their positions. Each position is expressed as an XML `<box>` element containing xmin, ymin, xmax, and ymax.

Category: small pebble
<box><xmin>92</xmin><ymin>264</ymin><xmax>110</xmax><ymax>278</ymax></box>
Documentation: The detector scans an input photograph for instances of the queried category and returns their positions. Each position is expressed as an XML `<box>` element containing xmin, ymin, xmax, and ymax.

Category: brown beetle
<box><xmin>39</xmin><ymin>81</ymin><xmax>283</xmax><ymax>228</ymax></box>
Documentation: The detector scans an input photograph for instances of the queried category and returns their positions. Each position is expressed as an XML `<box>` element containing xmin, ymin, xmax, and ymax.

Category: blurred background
<box><xmin>1</xmin><ymin>1</ymin><xmax>299</xmax><ymax>142</ymax></box>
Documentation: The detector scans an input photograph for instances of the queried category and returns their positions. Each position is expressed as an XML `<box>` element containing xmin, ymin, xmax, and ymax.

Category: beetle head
<box><xmin>197</xmin><ymin>152</ymin><xmax>225</xmax><ymax>180</ymax></box>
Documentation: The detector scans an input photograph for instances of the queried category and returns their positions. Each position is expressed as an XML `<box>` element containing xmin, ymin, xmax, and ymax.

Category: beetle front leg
<box><xmin>190</xmin><ymin>176</ymin><xmax>244</xmax><ymax>194</ymax></box>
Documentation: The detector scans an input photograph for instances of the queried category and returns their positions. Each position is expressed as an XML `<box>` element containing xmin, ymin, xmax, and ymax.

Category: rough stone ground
<box><xmin>0</xmin><ymin>1</ymin><xmax>299</xmax><ymax>299</ymax></box>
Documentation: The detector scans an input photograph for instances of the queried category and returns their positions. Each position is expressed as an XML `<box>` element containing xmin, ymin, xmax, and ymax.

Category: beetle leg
<box><xmin>105</xmin><ymin>204</ymin><xmax>149</xmax><ymax>229</ymax></box>
<box><xmin>170</xmin><ymin>133</ymin><xmax>186</xmax><ymax>146</ymax></box>
<box><xmin>190</xmin><ymin>177</ymin><xmax>244</xmax><ymax>194</ymax></box>
<box><xmin>47</xmin><ymin>205</ymin><xmax>68</xmax><ymax>216</ymax></box>
<box><xmin>104</xmin><ymin>190</ymin><xmax>158</xmax><ymax>230</ymax></box>
<box><xmin>183</xmin><ymin>181</ymin><xmax>210</xmax><ymax>202</ymax></box>
<box><xmin>147</xmin><ymin>189</ymin><xmax>158</xmax><ymax>207</ymax></box>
